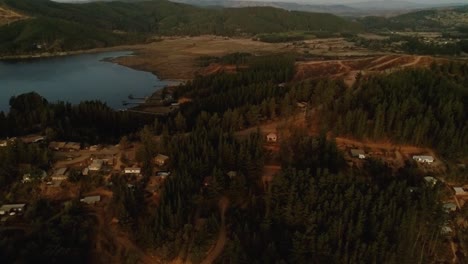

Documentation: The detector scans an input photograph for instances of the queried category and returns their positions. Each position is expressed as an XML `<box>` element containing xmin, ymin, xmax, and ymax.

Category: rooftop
<box><xmin>80</xmin><ymin>196</ymin><xmax>101</xmax><ymax>204</ymax></box>
<box><xmin>54</xmin><ymin>167</ymin><xmax>68</xmax><ymax>176</ymax></box>
<box><xmin>155</xmin><ymin>154</ymin><xmax>169</xmax><ymax>161</ymax></box>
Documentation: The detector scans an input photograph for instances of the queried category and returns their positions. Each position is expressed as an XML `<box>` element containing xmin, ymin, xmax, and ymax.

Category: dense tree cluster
<box><xmin>0</xmin><ymin>92</ymin><xmax>154</xmax><ymax>143</ymax></box>
<box><xmin>222</xmin><ymin>166</ymin><xmax>441</xmax><ymax>263</ymax></box>
<box><xmin>0</xmin><ymin>139</ymin><xmax>51</xmax><ymax>189</ymax></box>
<box><xmin>323</xmin><ymin>63</ymin><xmax>468</xmax><ymax>157</ymax></box>
<box><xmin>0</xmin><ymin>200</ymin><xmax>93</xmax><ymax>263</ymax></box>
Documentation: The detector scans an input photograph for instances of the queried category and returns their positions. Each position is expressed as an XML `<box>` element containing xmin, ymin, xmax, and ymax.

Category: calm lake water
<box><xmin>0</xmin><ymin>51</ymin><xmax>166</xmax><ymax>112</ymax></box>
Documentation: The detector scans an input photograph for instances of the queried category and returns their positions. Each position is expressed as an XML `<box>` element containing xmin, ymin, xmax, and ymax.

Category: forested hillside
<box><xmin>323</xmin><ymin>63</ymin><xmax>468</xmax><ymax>157</ymax></box>
<box><xmin>360</xmin><ymin>5</ymin><xmax>468</xmax><ymax>32</ymax></box>
<box><xmin>0</xmin><ymin>54</ymin><xmax>464</xmax><ymax>263</ymax></box>
<box><xmin>0</xmin><ymin>0</ymin><xmax>361</xmax><ymax>55</ymax></box>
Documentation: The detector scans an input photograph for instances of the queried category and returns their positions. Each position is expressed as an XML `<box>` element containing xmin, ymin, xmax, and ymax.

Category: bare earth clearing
<box><xmin>109</xmin><ymin>36</ymin><xmax>441</xmax><ymax>88</ymax></box>
<box><xmin>110</xmin><ymin>36</ymin><xmax>402</xmax><ymax>81</ymax></box>
<box><xmin>0</xmin><ymin>6</ymin><xmax>26</xmax><ymax>26</ymax></box>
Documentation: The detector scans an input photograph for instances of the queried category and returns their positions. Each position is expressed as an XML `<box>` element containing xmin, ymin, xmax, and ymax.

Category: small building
<box><xmin>441</xmin><ymin>225</ymin><xmax>453</xmax><ymax>236</ymax></box>
<box><xmin>227</xmin><ymin>171</ymin><xmax>237</xmax><ymax>179</ymax></box>
<box><xmin>80</xmin><ymin>196</ymin><xmax>101</xmax><ymax>205</ymax></box>
<box><xmin>156</xmin><ymin>171</ymin><xmax>171</xmax><ymax>179</ymax></box>
<box><xmin>296</xmin><ymin>102</ymin><xmax>308</xmax><ymax>112</ymax></box>
<box><xmin>21</xmin><ymin>135</ymin><xmax>45</xmax><ymax>144</ymax></box>
<box><xmin>22</xmin><ymin>170</ymin><xmax>47</xmax><ymax>183</ymax></box>
<box><xmin>350</xmin><ymin>149</ymin><xmax>366</xmax><ymax>159</ymax></box>
<box><xmin>155</xmin><ymin>154</ymin><xmax>169</xmax><ymax>166</ymax></box>
<box><xmin>423</xmin><ymin>176</ymin><xmax>438</xmax><ymax>187</ymax></box>
<box><xmin>124</xmin><ymin>167</ymin><xmax>141</xmax><ymax>175</ymax></box>
<box><xmin>0</xmin><ymin>140</ymin><xmax>7</xmax><ymax>147</ymax></box>
<box><xmin>0</xmin><ymin>204</ymin><xmax>26</xmax><ymax>215</ymax></box>
<box><xmin>88</xmin><ymin>159</ymin><xmax>104</xmax><ymax>171</ymax></box>
<box><xmin>51</xmin><ymin>167</ymin><xmax>68</xmax><ymax>181</ymax></box>
<box><xmin>89</xmin><ymin>145</ymin><xmax>101</xmax><ymax>152</ymax></box>
<box><xmin>266</xmin><ymin>133</ymin><xmax>278</xmax><ymax>143</ymax></box>
<box><xmin>82</xmin><ymin>168</ymin><xmax>89</xmax><ymax>176</ymax></box>
<box><xmin>454</xmin><ymin>187</ymin><xmax>467</xmax><ymax>196</ymax></box>
<box><xmin>413</xmin><ymin>155</ymin><xmax>434</xmax><ymax>163</ymax></box>
<box><xmin>443</xmin><ymin>202</ymin><xmax>457</xmax><ymax>212</ymax></box>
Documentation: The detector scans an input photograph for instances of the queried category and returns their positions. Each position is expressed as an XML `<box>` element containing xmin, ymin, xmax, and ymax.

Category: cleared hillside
<box><xmin>0</xmin><ymin>5</ymin><xmax>26</xmax><ymax>26</ymax></box>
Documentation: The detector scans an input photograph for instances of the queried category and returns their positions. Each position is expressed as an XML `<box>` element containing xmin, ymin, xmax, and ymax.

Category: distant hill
<box><xmin>171</xmin><ymin>0</ymin><xmax>467</xmax><ymax>16</ymax></box>
<box><xmin>0</xmin><ymin>0</ymin><xmax>362</xmax><ymax>55</ymax></box>
<box><xmin>360</xmin><ymin>5</ymin><xmax>468</xmax><ymax>31</ymax></box>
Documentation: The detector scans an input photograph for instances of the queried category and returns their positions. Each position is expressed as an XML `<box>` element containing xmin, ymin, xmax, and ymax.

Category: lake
<box><xmin>0</xmin><ymin>51</ymin><xmax>167</xmax><ymax>112</ymax></box>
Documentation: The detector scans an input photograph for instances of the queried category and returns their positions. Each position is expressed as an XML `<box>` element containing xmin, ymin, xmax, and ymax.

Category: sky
<box><xmin>53</xmin><ymin>0</ymin><xmax>464</xmax><ymax>4</ymax></box>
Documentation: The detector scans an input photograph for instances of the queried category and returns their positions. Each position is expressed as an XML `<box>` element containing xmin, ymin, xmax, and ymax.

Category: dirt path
<box><xmin>201</xmin><ymin>197</ymin><xmax>229</xmax><ymax>264</ymax></box>
<box><xmin>89</xmin><ymin>189</ymin><xmax>160</xmax><ymax>264</ymax></box>
<box><xmin>450</xmin><ymin>240</ymin><xmax>458</xmax><ymax>263</ymax></box>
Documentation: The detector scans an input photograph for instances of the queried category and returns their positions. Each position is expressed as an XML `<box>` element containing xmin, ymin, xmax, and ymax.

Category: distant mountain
<box><xmin>171</xmin><ymin>0</ymin><xmax>467</xmax><ymax>16</ymax></box>
<box><xmin>0</xmin><ymin>0</ymin><xmax>362</xmax><ymax>55</ymax></box>
<box><xmin>359</xmin><ymin>4</ymin><xmax>468</xmax><ymax>31</ymax></box>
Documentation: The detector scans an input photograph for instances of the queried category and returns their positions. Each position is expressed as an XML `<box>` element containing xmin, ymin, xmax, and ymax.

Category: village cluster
<box><xmin>0</xmin><ymin>134</ymin><xmax>171</xmax><ymax>224</ymax></box>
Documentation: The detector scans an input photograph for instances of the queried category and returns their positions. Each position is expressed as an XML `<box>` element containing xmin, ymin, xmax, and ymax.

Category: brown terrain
<box><xmin>107</xmin><ymin>36</ymin><xmax>441</xmax><ymax>89</ymax></box>
<box><xmin>294</xmin><ymin>55</ymin><xmax>438</xmax><ymax>87</ymax></box>
<box><xmin>0</xmin><ymin>6</ymin><xmax>26</xmax><ymax>26</ymax></box>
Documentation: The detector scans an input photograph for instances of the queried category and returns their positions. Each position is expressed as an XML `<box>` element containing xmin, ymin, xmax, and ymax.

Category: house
<box><xmin>82</xmin><ymin>168</ymin><xmax>89</xmax><ymax>176</ymax></box>
<box><xmin>423</xmin><ymin>176</ymin><xmax>438</xmax><ymax>187</ymax></box>
<box><xmin>88</xmin><ymin>159</ymin><xmax>104</xmax><ymax>171</ymax></box>
<box><xmin>0</xmin><ymin>204</ymin><xmax>26</xmax><ymax>215</ymax></box>
<box><xmin>22</xmin><ymin>170</ymin><xmax>47</xmax><ymax>183</ymax></box>
<box><xmin>454</xmin><ymin>187</ymin><xmax>467</xmax><ymax>196</ymax></box>
<box><xmin>443</xmin><ymin>202</ymin><xmax>457</xmax><ymax>212</ymax></box>
<box><xmin>0</xmin><ymin>140</ymin><xmax>7</xmax><ymax>147</ymax></box>
<box><xmin>80</xmin><ymin>196</ymin><xmax>101</xmax><ymax>205</ymax></box>
<box><xmin>124</xmin><ymin>167</ymin><xmax>141</xmax><ymax>175</ymax></box>
<box><xmin>156</xmin><ymin>171</ymin><xmax>171</xmax><ymax>179</ymax></box>
<box><xmin>350</xmin><ymin>149</ymin><xmax>366</xmax><ymax>159</ymax></box>
<box><xmin>21</xmin><ymin>135</ymin><xmax>45</xmax><ymax>144</ymax></box>
<box><xmin>51</xmin><ymin>167</ymin><xmax>68</xmax><ymax>181</ymax></box>
<box><xmin>413</xmin><ymin>155</ymin><xmax>434</xmax><ymax>163</ymax></box>
<box><xmin>89</xmin><ymin>145</ymin><xmax>101</xmax><ymax>152</ymax></box>
<box><xmin>266</xmin><ymin>133</ymin><xmax>278</xmax><ymax>143</ymax></box>
<box><xmin>155</xmin><ymin>154</ymin><xmax>169</xmax><ymax>166</ymax></box>
<box><xmin>296</xmin><ymin>102</ymin><xmax>308</xmax><ymax>112</ymax></box>
<box><xmin>227</xmin><ymin>171</ymin><xmax>237</xmax><ymax>179</ymax></box>
<box><xmin>441</xmin><ymin>225</ymin><xmax>453</xmax><ymax>236</ymax></box>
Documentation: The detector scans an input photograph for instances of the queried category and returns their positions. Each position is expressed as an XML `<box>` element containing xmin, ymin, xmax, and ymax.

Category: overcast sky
<box><xmin>53</xmin><ymin>0</ymin><xmax>463</xmax><ymax>4</ymax></box>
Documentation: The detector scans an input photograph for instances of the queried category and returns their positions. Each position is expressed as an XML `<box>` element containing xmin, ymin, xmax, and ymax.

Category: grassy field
<box><xmin>111</xmin><ymin>35</ymin><xmax>388</xmax><ymax>80</ymax></box>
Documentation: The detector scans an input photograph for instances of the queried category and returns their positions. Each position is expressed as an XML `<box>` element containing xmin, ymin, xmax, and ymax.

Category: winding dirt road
<box><xmin>201</xmin><ymin>197</ymin><xmax>230</xmax><ymax>264</ymax></box>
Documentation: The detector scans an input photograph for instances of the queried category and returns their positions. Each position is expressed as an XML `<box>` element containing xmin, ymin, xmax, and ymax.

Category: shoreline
<box><xmin>0</xmin><ymin>45</ymin><xmax>144</xmax><ymax>60</ymax></box>
<box><xmin>0</xmin><ymin>43</ymin><xmax>190</xmax><ymax>85</ymax></box>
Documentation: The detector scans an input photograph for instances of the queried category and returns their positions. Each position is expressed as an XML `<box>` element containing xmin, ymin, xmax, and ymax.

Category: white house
<box><xmin>266</xmin><ymin>133</ymin><xmax>278</xmax><ymax>143</ymax></box>
<box><xmin>124</xmin><ymin>167</ymin><xmax>141</xmax><ymax>174</ymax></box>
<box><xmin>443</xmin><ymin>202</ymin><xmax>457</xmax><ymax>212</ymax></box>
<box><xmin>423</xmin><ymin>176</ymin><xmax>438</xmax><ymax>187</ymax></box>
<box><xmin>88</xmin><ymin>159</ymin><xmax>104</xmax><ymax>171</ymax></box>
<box><xmin>454</xmin><ymin>187</ymin><xmax>467</xmax><ymax>196</ymax></box>
<box><xmin>350</xmin><ymin>149</ymin><xmax>366</xmax><ymax>159</ymax></box>
<box><xmin>80</xmin><ymin>196</ymin><xmax>101</xmax><ymax>205</ymax></box>
<box><xmin>413</xmin><ymin>155</ymin><xmax>434</xmax><ymax>163</ymax></box>
<box><xmin>0</xmin><ymin>204</ymin><xmax>26</xmax><ymax>215</ymax></box>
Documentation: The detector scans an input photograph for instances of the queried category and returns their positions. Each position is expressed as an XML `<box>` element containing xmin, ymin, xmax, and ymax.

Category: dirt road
<box><xmin>201</xmin><ymin>196</ymin><xmax>230</xmax><ymax>264</ymax></box>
